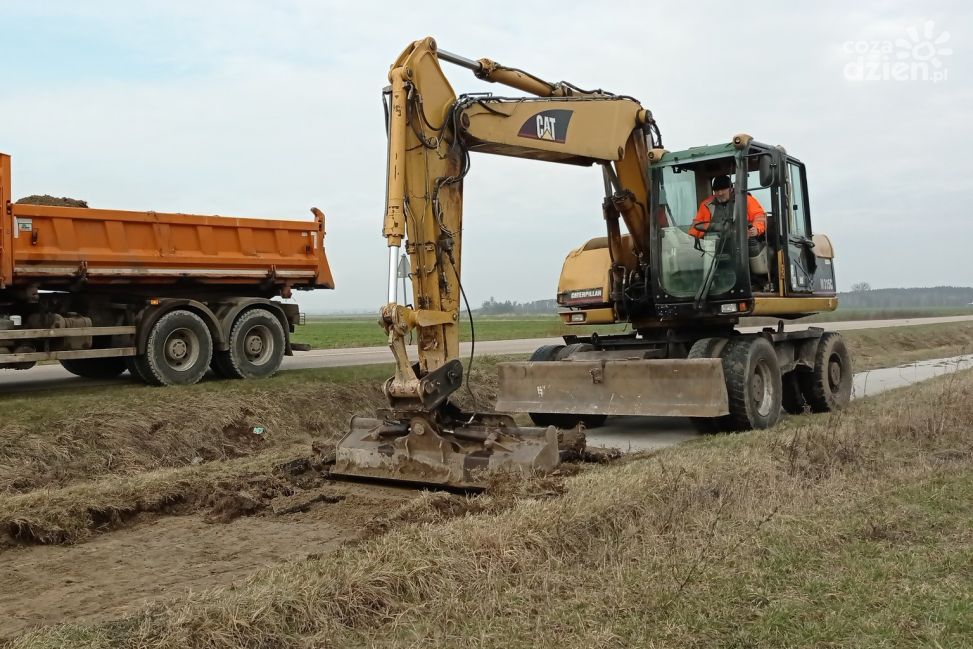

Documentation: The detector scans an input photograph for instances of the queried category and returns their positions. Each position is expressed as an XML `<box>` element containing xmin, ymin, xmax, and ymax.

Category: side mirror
<box><xmin>758</xmin><ymin>154</ymin><xmax>775</xmax><ymax>187</ymax></box>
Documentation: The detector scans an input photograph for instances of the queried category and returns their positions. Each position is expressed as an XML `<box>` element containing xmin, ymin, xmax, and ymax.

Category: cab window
<box><xmin>787</xmin><ymin>161</ymin><xmax>810</xmax><ymax>238</ymax></box>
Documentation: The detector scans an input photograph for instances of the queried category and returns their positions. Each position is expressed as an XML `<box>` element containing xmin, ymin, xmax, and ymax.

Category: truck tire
<box><xmin>60</xmin><ymin>357</ymin><xmax>127</xmax><ymax>379</ymax></box>
<box><xmin>215</xmin><ymin>309</ymin><xmax>286</xmax><ymax>380</ymax></box>
<box><xmin>125</xmin><ymin>356</ymin><xmax>151</xmax><ymax>384</ymax></box>
<box><xmin>721</xmin><ymin>337</ymin><xmax>782</xmax><ymax>431</ymax></box>
<box><xmin>135</xmin><ymin>310</ymin><xmax>213</xmax><ymax>386</ymax></box>
<box><xmin>687</xmin><ymin>337</ymin><xmax>730</xmax><ymax>433</ymax></box>
<box><xmin>799</xmin><ymin>332</ymin><xmax>852</xmax><ymax>412</ymax></box>
<box><xmin>527</xmin><ymin>343</ymin><xmax>608</xmax><ymax>429</ymax></box>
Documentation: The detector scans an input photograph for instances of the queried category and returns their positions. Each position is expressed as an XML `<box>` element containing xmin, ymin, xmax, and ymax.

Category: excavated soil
<box><xmin>14</xmin><ymin>195</ymin><xmax>88</xmax><ymax>208</ymax></box>
<box><xmin>0</xmin><ymin>477</ymin><xmax>415</xmax><ymax>641</ymax></box>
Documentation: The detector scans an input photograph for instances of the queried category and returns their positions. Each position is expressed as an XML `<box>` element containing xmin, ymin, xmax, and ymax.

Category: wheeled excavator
<box><xmin>334</xmin><ymin>37</ymin><xmax>852</xmax><ymax>487</ymax></box>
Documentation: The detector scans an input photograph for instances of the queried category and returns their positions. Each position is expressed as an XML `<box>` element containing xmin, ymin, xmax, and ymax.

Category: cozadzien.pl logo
<box><xmin>844</xmin><ymin>20</ymin><xmax>952</xmax><ymax>82</ymax></box>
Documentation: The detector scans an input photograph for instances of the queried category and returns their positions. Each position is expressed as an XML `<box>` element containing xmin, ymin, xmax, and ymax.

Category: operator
<box><xmin>689</xmin><ymin>175</ymin><xmax>767</xmax><ymax>256</ymax></box>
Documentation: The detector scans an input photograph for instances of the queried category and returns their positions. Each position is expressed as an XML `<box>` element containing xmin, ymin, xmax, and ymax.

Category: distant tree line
<box><xmin>477</xmin><ymin>286</ymin><xmax>973</xmax><ymax>314</ymax></box>
<box><xmin>478</xmin><ymin>297</ymin><xmax>558</xmax><ymax>315</ymax></box>
<box><xmin>839</xmin><ymin>285</ymin><xmax>973</xmax><ymax>308</ymax></box>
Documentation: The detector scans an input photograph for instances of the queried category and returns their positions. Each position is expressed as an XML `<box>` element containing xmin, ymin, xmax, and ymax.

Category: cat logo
<box><xmin>536</xmin><ymin>115</ymin><xmax>557</xmax><ymax>140</ymax></box>
<box><xmin>517</xmin><ymin>109</ymin><xmax>573</xmax><ymax>143</ymax></box>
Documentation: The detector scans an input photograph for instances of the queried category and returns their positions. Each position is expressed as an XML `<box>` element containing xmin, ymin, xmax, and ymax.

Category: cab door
<box><xmin>782</xmin><ymin>159</ymin><xmax>817</xmax><ymax>294</ymax></box>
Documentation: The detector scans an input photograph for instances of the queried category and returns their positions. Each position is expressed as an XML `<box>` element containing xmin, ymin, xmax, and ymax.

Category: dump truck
<box><xmin>334</xmin><ymin>38</ymin><xmax>850</xmax><ymax>488</ymax></box>
<box><xmin>0</xmin><ymin>153</ymin><xmax>334</xmax><ymax>385</ymax></box>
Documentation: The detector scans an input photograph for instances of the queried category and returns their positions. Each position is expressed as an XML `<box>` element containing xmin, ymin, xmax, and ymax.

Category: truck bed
<box><xmin>0</xmin><ymin>153</ymin><xmax>334</xmax><ymax>292</ymax></box>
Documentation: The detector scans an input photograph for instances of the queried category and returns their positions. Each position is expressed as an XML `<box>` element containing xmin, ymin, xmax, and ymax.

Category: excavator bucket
<box><xmin>333</xmin><ymin>414</ymin><xmax>560</xmax><ymax>489</ymax></box>
<box><xmin>495</xmin><ymin>358</ymin><xmax>729</xmax><ymax>418</ymax></box>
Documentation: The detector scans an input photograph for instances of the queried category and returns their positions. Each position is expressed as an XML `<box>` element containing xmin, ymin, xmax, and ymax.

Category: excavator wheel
<box><xmin>687</xmin><ymin>337</ymin><xmax>730</xmax><ymax>433</ymax></box>
<box><xmin>525</xmin><ymin>345</ymin><xmax>564</xmax><ymax>428</ymax></box>
<box><xmin>781</xmin><ymin>371</ymin><xmax>809</xmax><ymax>414</ymax></box>
<box><xmin>526</xmin><ymin>343</ymin><xmax>608</xmax><ymax>429</ymax></box>
<box><xmin>720</xmin><ymin>337</ymin><xmax>783</xmax><ymax>431</ymax></box>
<box><xmin>799</xmin><ymin>332</ymin><xmax>852</xmax><ymax>412</ymax></box>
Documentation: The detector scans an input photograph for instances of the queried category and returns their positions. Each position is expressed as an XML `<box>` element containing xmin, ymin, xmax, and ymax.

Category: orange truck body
<box><xmin>0</xmin><ymin>153</ymin><xmax>333</xmax><ymax>291</ymax></box>
<box><xmin>0</xmin><ymin>153</ymin><xmax>334</xmax><ymax>384</ymax></box>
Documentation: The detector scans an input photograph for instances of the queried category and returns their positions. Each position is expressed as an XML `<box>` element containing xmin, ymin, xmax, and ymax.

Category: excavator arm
<box><xmin>335</xmin><ymin>37</ymin><xmax>664</xmax><ymax>487</ymax></box>
<box><xmin>380</xmin><ymin>37</ymin><xmax>659</xmax><ymax>406</ymax></box>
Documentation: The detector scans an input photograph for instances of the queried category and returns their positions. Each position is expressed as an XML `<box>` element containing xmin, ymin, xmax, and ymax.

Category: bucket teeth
<box><xmin>333</xmin><ymin>415</ymin><xmax>560</xmax><ymax>489</ymax></box>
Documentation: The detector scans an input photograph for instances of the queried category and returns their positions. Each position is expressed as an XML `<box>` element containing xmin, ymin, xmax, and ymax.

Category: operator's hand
<box><xmin>748</xmin><ymin>226</ymin><xmax>758</xmax><ymax>238</ymax></box>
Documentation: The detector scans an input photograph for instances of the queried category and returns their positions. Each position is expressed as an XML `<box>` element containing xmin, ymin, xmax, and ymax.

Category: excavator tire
<box><xmin>526</xmin><ymin>345</ymin><xmax>564</xmax><ymax>428</ymax></box>
<box><xmin>781</xmin><ymin>371</ymin><xmax>809</xmax><ymax>414</ymax></box>
<box><xmin>526</xmin><ymin>343</ymin><xmax>608</xmax><ymax>429</ymax></box>
<box><xmin>720</xmin><ymin>336</ymin><xmax>782</xmax><ymax>431</ymax></box>
<box><xmin>799</xmin><ymin>332</ymin><xmax>852</xmax><ymax>412</ymax></box>
<box><xmin>687</xmin><ymin>337</ymin><xmax>731</xmax><ymax>434</ymax></box>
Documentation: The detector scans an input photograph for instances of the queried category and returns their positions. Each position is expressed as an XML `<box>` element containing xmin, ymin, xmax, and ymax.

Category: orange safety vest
<box><xmin>689</xmin><ymin>193</ymin><xmax>766</xmax><ymax>238</ymax></box>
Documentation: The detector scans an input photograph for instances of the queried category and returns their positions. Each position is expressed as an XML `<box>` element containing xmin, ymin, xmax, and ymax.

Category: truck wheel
<box><xmin>60</xmin><ymin>357</ymin><xmax>127</xmax><ymax>379</ymax></box>
<box><xmin>219</xmin><ymin>309</ymin><xmax>286</xmax><ymax>379</ymax></box>
<box><xmin>687</xmin><ymin>337</ymin><xmax>730</xmax><ymax>433</ymax></box>
<box><xmin>125</xmin><ymin>356</ymin><xmax>151</xmax><ymax>384</ymax></box>
<box><xmin>799</xmin><ymin>332</ymin><xmax>852</xmax><ymax>412</ymax></box>
<box><xmin>136</xmin><ymin>310</ymin><xmax>213</xmax><ymax>386</ymax></box>
<box><xmin>721</xmin><ymin>337</ymin><xmax>782</xmax><ymax>430</ymax></box>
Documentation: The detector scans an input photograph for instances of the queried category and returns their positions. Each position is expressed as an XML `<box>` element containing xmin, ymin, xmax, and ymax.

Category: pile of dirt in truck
<box><xmin>15</xmin><ymin>195</ymin><xmax>89</xmax><ymax>208</ymax></box>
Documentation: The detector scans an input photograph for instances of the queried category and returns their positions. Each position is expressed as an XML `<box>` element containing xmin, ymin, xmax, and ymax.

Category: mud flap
<box><xmin>333</xmin><ymin>416</ymin><xmax>560</xmax><ymax>489</ymax></box>
<box><xmin>495</xmin><ymin>359</ymin><xmax>729</xmax><ymax>418</ymax></box>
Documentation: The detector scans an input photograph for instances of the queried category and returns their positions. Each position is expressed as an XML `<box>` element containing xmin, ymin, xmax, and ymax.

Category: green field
<box><xmin>291</xmin><ymin>314</ymin><xmax>629</xmax><ymax>349</ymax></box>
<box><xmin>292</xmin><ymin>307</ymin><xmax>973</xmax><ymax>350</ymax></box>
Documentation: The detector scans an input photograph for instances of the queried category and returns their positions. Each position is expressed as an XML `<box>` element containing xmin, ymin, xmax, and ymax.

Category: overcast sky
<box><xmin>1</xmin><ymin>1</ymin><xmax>969</xmax><ymax>312</ymax></box>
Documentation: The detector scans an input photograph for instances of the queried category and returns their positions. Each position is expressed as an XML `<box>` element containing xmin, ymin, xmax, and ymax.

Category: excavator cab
<box><xmin>557</xmin><ymin>137</ymin><xmax>838</xmax><ymax>327</ymax></box>
<box><xmin>650</xmin><ymin>140</ymin><xmax>837</xmax><ymax>316</ymax></box>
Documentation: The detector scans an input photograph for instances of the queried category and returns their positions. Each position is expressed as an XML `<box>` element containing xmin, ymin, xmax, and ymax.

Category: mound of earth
<box><xmin>15</xmin><ymin>194</ymin><xmax>88</xmax><ymax>208</ymax></box>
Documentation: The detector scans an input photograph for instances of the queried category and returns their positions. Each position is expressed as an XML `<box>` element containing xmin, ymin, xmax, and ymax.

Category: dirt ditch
<box><xmin>0</xmin><ymin>442</ymin><xmax>593</xmax><ymax>641</ymax></box>
<box><xmin>0</xmin><ymin>477</ymin><xmax>415</xmax><ymax>641</ymax></box>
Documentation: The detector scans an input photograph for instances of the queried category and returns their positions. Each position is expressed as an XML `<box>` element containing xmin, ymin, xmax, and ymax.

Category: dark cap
<box><xmin>711</xmin><ymin>175</ymin><xmax>732</xmax><ymax>190</ymax></box>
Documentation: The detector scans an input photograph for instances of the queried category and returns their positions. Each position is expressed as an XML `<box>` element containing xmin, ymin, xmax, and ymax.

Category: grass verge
<box><xmin>0</xmin><ymin>368</ymin><xmax>386</xmax><ymax>494</ymax></box>
<box><xmin>1</xmin><ymin>322</ymin><xmax>968</xmax><ymax>505</ymax></box>
<box><xmin>12</xmin><ymin>368</ymin><xmax>973</xmax><ymax>648</ymax></box>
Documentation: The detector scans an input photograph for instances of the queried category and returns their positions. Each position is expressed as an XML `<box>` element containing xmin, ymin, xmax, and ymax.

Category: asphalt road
<box><xmin>1</xmin><ymin>315</ymin><xmax>971</xmax><ymax>394</ymax></box>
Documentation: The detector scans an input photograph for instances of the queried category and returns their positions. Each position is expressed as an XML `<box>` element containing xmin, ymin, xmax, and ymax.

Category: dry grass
<box><xmin>0</xmin><ymin>444</ymin><xmax>317</xmax><ymax>545</ymax></box>
<box><xmin>0</xmin><ymin>362</ymin><xmax>503</xmax><ymax>547</ymax></box>
<box><xmin>14</xmin><ymin>369</ymin><xmax>973</xmax><ymax>649</ymax></box>
<box><xmin>0</xmin><ymin>361</ymin><xmax>504</xmax><ymax>496</ymax></box>
<box><xmin>0</xmin><ymin>322</ymin><xmax>967</xmax><ymax>497</ymax></box>
<box><xmin>840</xmin><ymin>320</ymin><xmax>973</xmax><ymax>371</ymax></box>
<box><xmin>0</xmin><ymin>380</ymin><xmax>376</xmax><ymax>494</ymax></box>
